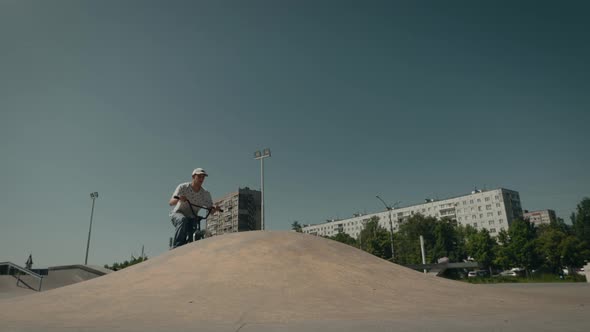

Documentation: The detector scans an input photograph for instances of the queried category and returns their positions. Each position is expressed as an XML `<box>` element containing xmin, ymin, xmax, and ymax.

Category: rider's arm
<box><xmin>169</xmin><ymin>195</ymin><xmax>188</xmax><ymax>206</ymax></box>
<box><xmin>205</xmin><ymin>192</ymin><xmax>220</xmax><ymax>213</ymax></box>
<box><xmin>169</xmin><ymin>185</ymin><xmax>187</xmax><ymax>206</ymax></box>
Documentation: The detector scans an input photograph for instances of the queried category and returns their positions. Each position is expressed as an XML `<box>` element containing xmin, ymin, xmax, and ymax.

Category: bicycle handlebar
<box><xmin>173</xmin><ymin>196</ymin><xmax>223</xmax><ymax>212</ymax></box>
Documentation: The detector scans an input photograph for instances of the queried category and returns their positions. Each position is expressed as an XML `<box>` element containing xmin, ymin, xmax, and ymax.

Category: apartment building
<box><xmin>523</xmin><ymin>209</ymin><xmax>556</xmax><ymax>226</ymax></box>
<box><xmin>207</xmin><ymin>187</ymin><xmax>261</xmax><ymax>236</ymax></box>
<box><xmin>302</xmin><ymin>188</ymin><xmax>523</xmax><ymax>238</ymax></box>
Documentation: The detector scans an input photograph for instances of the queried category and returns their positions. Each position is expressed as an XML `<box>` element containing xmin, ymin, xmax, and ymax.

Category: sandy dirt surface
<box><xmin>0</xmin><ymin>231</ymin><xmax>588</xmax><ymax>331</ymax></box>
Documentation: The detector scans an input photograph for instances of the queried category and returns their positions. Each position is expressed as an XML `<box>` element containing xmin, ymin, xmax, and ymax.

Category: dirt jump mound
<box><xmin>0</xmin><ymin>231</ymin><xmax>588</xmax><ymax>331</ymax></box>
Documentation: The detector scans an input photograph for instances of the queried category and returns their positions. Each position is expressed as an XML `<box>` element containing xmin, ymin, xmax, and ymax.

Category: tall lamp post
<box><xmin>376</xmin><ymin>195</ymin><xmax>398</xmax><ymax>261</ymax></box>
<box><xmin>85</xmin><ymin>192</ymin><xmax>98</xmax><ymax>265</ymax></box>
<box><xmin>254</xmin><ymin>148</ymin><xmax>271</xmax><ymax>230</ymax></box>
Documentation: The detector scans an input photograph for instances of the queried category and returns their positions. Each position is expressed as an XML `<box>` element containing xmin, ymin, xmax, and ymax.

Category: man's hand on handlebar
<box><xmin>172</xmin><ymin>195</ymin><xmax>188</xmax><ymax>203</ymax></box>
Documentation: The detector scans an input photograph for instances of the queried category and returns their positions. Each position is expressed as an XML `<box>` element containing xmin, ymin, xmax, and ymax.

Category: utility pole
<box><xmin>85</xmin><ymin>192</ymin><xmax>98</xmax><ymax>265</ymax></box>
<box><xmin>376</xmin><ymin>195</ymin><xmax>396</xmax><ymax>261</ymax></box>
<box><xmin>420</xmin><ymin>235</ymin><xmax>426</xmax><ymax>273</ymax></box>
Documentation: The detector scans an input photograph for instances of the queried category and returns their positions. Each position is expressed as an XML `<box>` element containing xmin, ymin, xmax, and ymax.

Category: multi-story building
<box><xmin>207</xmin><ymin>187</ymin><xmax>261</xmax><ymax>236</ymax></box>
<box><xmin>302</xmin><ymin>188</ymin><xmax>523</xmax><ymax>238</ymax></box>
<box><xmin>523</xmin><ymin>209</ymin><xmax>556</xmax><ymax>226</ymax></box>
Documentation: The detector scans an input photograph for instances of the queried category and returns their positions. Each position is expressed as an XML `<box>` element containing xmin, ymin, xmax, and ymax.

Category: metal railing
<box><xmin>403</xmin><ymin>261</ymin><xmax>479</xmax><ymax>276</ymax></box>
<box><xmin>0</xmin><ymin>262</ymin><xmax>43</xmax><ymax>291</ymax></box>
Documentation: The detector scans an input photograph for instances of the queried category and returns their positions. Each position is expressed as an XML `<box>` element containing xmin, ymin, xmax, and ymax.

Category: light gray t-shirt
<box><xmin>170</xmin><ymin>182</ymin><xmax>213</xmax><ymax>218</ymax></box>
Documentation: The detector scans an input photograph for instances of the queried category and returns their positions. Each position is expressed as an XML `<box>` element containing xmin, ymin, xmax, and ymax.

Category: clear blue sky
<box><xmin>1</xmin><ymin>1</ymin><xmax>588</xmax><ymax>267</ymax></box>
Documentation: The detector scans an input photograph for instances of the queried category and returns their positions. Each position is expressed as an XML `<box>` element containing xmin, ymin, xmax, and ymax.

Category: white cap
<box><xmin>192</xmin><ymin>168</ymin><xmax>208</xmax><ymax>177</ymax></box>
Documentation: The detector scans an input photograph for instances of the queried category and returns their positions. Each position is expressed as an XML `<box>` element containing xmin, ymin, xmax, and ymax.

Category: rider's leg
<box><xmin>187</xmin><ymin>218</ymin><xmax>197</xmax><ymax>242</ymax></box>
<box><xmin>171</xmin><ymin>213</ymin><xmax>191</xmax><ymax>248</ymax></box>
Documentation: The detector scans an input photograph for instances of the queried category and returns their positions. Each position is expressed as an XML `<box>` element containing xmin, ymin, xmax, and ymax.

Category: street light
<box><xmin>254</xmin><ymin>148</ymin><xmax>271</xmax><ymax>230</ymax></box>
<box><xmin>85</xmin><ymin>192</ymin><xmax>98</xmax><ymax>265</ymax></box>
<box><xmin>376</xmin><ymin>195</ymin><xmax>397</xmax><ymax>261</ymax></box>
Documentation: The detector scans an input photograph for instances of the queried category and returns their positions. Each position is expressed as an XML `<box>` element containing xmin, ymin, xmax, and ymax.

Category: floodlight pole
<box><xmin>376</xmin><ymin>195</ymin><xmax>395</xmax><ymax>261</ymax></box>
<box><xmin>420</xmin><ymin>235</ymin><xmax>426</xmax><ymax>273</ymax></box>
<box><xmin>85</xmin><ymin>192</ymin><xmax>98</xmax><ymax>265</ymax></box>
<box><xmin>254</xmin><ymin>149</ymin><xmax>271</xmax><ymax>230</ymax></box>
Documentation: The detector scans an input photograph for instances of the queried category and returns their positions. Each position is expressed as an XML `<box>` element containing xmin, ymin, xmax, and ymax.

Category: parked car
<box><xmin>468</xmin><ymin>270</ymin><xmax>489</xmax><ymax>278</ymax></box>
<box><xmin>499</xmin><ymin>270</ymin><xmax>518</xmax><ymax>277</ymax></box>
<box><xmin>564</xmin><ymin>267</ymin><xmax>586</xmax><ymax>276</ymax></box>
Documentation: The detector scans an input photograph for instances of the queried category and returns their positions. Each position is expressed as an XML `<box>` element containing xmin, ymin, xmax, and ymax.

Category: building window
<box><xmin>479</xmin><ymin>214</ymin><xmax>483</xmax><ymax>218</ymax></box>
<box><xmin>463</xmin><ymin>201</ymin><xmax>467</xmax><ymax>205</ymax></box>
<box><xmin>485</xmin><ymin>197</ymin><xmax>490</xmax><ymax>202</ymax></box>
<box><xmin>472</xmin><ymin>214</ymin><xmax>477</xmax><ymax>219</ymax></box>
<box><xmin>473</xmin><ymin>223</ymin><xmax>478</xmax><ymax>228</ymax></box>
<box><xmin>495</xmin><ymin>195</ymin><xmax>499</xmax><ymax>200</ymax></box>
<box><xmin>487</xmin><ymin>212</ymin><xmax>493</xmax><ymax>217</ymax></box>
<box><xmin>497</xmin><ymin>211</ymin><xmax>502</xmax><ymax>216</ymax></box>
<box><xmin>496</xmin><ymin>203</ymin><xmax>501</xmax><ymax>207</ymax></box>
<box><xmin>470</xmin><ymin>200</ymin><xmax>474</xmax><ymax>204</ymax></box>
<box><xmin>458</xmin><ymin>217</ymin><xmax>462</xmax><ymax>221</ymax></box>
<box><xmin>490</xmin><ymin>228</ymin><xmax>497</xmax><ymax>233</ymax></box>
<box><xmin>477</xmin><ymin>199</ymin><xmax>481</xmax><ymax>203</ymax></box>
<box><xmin>488</xmin><ymin>220</ymin><xmax>495</xmax><ymax>225</ymax></box>
<box><xmin>486</xmin><ymin>205</ymin><xmax>492</xmax><ymax>210</ymax></box>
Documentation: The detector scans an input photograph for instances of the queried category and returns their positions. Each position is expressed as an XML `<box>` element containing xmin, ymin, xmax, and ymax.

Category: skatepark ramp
<box><xmin>0</xmin><ymin>231</ymin><xmax>588</xmax><ymax>331</ymax></box>
<box><xmin>0</xmin><ymin>263</ymin><xmax>111</xmax><ymax>298</ymax></box>
<box><xmin>0</xmin><ymin>261</ymin><xmax>43</xmax><ymax>292</ymax></box>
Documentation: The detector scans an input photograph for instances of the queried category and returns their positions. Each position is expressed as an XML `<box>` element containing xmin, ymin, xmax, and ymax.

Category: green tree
<box><xmin>558</xmin><ymin>235</ymin><xmax>590</xmax><ymax>274</ymax></box>
<box><xmin>494</xmin><ymin>229</ymin><xmax>514</xmax><ymax>270</ymax></box>
<box><xmin>394</xmin><ymin>214</ymin><xmax>438</xmax><ymax>264</ymax></box>
<box><xmin>432</xmin><ymin>218</ymin><xmax>461</xmax><ymax>262</ymax></box>
<box><xmin>553</xmin><ymin>217</ymin><xmax>573</xmax><ymax>235</ymax></box>
<box><xmin>507</xmin><ymin>219</ymin><xmax>539</xmax><ymax>275</ymax></box>
<box><xmin>455</xmin><ymin>225</ymin><xmax>478</xmax><ymax>262</ymax></box>
<box><xmin>358</xmin><ymin>216</ymin><xmax>392</xmax><ymax>260</ymax></box>
<box><xmin>466</xmin><ymin>229</ymin><xmax>496</xmax><ymax>271</ymax></box>
<box><xmin>571</xmin><ymin>197</ymin><xmax>590</xmax><ymax>256</ymax></box>
<box><xmin>329</xmin><ymin>232</ymin><xmax>357</xmax><ymax>247</ymax></box>
<box><xmin>291</xmin><ymin>221</ymin><xmax>303</xmax><ymax>233</ymax></box>
<box><xmin>536</xmin><ymin>223</ymin><xmax>567</xmax><ymax>273</ymax></box>
<box><xmin>105</xmin><ymin>255</ymin><xmax>148</xmax><ymax>271</ymax></box>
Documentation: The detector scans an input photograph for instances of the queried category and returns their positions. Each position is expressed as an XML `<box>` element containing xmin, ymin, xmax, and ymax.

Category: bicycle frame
<box><xmin>173</xmin><ymin>196</ymin><xmax>221</xmax><ymax>242</ymax></box>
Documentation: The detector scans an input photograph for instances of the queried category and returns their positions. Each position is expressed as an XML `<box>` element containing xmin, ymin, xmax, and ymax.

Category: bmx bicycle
<box><xmin>173</xmin><ymin>195</ymin><xmax>222</xmax><ymax>243</ymax></box>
